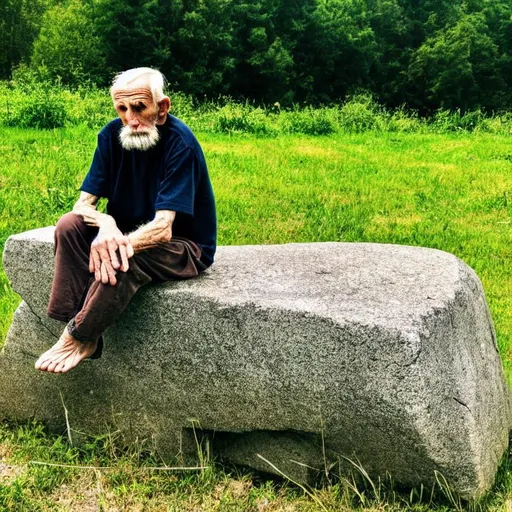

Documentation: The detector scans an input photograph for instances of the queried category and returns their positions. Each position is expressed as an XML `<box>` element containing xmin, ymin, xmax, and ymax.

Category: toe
<box><xmin>53</xmin><ymin>360</ymin><xmax>68</xmax><ymax>373</ymax></box>
<box><xmin>35</xmin><ymin>355</ymin><xmax>52</xmax><ymax>371</ymax></box>
<box><xmin>34</xmin><ymin>356</ymin><xmax>43</xmax><ymax>370</ymax></box>
<box><xmin>56</xmin><ymin>357</ymin><xmax>76</xmax><ymax>374</ymax></box>
<box><xmin>46</xmin><ymin>360</ymin><xmax>59</xmax><ymax>373</ymax></box>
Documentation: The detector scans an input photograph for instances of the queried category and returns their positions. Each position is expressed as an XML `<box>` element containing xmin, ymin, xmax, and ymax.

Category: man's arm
<box><xmin>72</xmin><ymin>192</ymin><xmax>134</xmax><ymax>285</ymax></box>
<box><xmin>127</xmin><ymin>210</ymin><xmax>176</xmax><ymax>253</ymax></box>
<box><xmin>73</xmin><ymin>191</ymin><xmax>113</xmax><ymax>228</ymax></box>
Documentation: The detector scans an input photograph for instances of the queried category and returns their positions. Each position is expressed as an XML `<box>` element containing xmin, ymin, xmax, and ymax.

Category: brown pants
<box><xmin>47</xmin><ymin>213</ymin><xmax>205</xmax><ymax>350</ymax></box>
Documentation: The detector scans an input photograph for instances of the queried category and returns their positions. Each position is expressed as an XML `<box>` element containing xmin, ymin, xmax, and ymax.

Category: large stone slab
<box><xmin>1</xmin><ymin>227</ymin><xmax>511</xmax><ymax>498</ymax></box>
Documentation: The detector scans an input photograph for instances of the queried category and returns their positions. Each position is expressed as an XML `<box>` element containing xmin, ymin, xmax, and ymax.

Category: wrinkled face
<box><xmin>113</xmin><ymin>87</ymin><xmax>162</xmax><ymax>151</ymax></box>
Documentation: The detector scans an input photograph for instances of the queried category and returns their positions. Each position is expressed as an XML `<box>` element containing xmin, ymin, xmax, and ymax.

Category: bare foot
<box><xmin>35</xmin><ymin>328</ymin><xmax>98</xmax><ymax>374</ymax></box>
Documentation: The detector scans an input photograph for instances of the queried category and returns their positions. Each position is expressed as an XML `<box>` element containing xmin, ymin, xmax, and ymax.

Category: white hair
<box><xmin>119</xmin><ymin>124</ymin><xmax>160</xmax><ymax>151</ymax></box>
<box><xmin>110</xmin><ymin>67</ymin><xmax>166</xmax><ymax>102</ymax></box>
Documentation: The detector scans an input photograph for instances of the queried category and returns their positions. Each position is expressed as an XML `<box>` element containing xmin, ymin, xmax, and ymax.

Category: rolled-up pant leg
<box><xmin>47</xmin><ymin>212</ymin><xmax>206</xmax><ymax>344</ymax></box>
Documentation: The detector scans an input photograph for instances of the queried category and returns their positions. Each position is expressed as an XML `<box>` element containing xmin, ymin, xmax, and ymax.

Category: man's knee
<box><xmin>55</xmin><ymin>212</ymin><xmax>86</xmax><ymax>239</ymax></box>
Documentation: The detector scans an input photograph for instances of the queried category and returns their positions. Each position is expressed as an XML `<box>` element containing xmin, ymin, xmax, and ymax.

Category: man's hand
<box><xmin>89</xmin><ymin>221</ymin><xmax>134</xmax><ymax>286</ymax></box>
<box><xmin>72</xmin><ymin>192</ymin><xmax>134</xmax><ymax>286</ymax></box>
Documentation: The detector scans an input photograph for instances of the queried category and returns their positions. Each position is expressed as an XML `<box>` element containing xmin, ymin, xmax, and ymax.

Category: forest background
<box><xmin>2</xmin><ymin>0</ymin><xmax>512</xmax><ymax>113</ymax></box>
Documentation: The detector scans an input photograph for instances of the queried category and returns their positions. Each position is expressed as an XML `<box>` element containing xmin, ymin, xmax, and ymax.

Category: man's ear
<box><xmin>157</xmin><ymin>96</ymin><xmax>171</xmax><ymax>120</ymax></box>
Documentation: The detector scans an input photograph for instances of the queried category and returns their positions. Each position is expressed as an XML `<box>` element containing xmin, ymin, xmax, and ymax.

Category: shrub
<box><xmin>169</xmin><ymin>92</ymin><xmax>195</xmax><ymax>118</ymax></box>
<box><xmin>20</xmin><ymin>97</ymin><xmax>68</xmax><ymax>129</ymax></box>
<box><xmin>169</xmin><ymin>92</ymin><xmax>216</xmax><ymax>132</ymax></box>
<box><xmin>65</xmin><ymin>87</ymin><xmax>114</xmax><ymax>129</ymax></box>
<box><xmin>339</xmin><ymin>93</ymin><xmax>387</xmax><ymax>133</ymax></box>
<box><xmin>3</xmin><ymin>89</ymin><xmax>68</xmax><ymax>129</ymax></box>
<box><xmin>429</xmin><ymin>109</ymin><xmax>485</xmax><ymax>133</ymax></box>
<box><xmin>279</xmin><ymin>107</ymin><xmax>337</xmax><ymax>135</ymax></box>
<box><xmin>9</xmin><ymin>64</ymin><xmax>47</xmax><ymax>89</ymax></box>
<box><xmin>386</xmin><ymin>107</ymin><xmax>425</xmax><ymax>133</ymax></box>
<box><xmin>476</xmin><ymin>112</ymin><xmax>512</xmax><ymax>135</ymax></box>
<box><xmin>214</xmin><ymin>103</ymin><xmax>276</xmax><ymax>135</ymax></box>
<box><xmin>0</xmin><ymin>75</ymin><xmax>68</xmax><ymax>129</ymax></box>
<box><xmin>458</xmin><ymin>110</ymin><xmax>485</xmax><ymax>131</ymax></box>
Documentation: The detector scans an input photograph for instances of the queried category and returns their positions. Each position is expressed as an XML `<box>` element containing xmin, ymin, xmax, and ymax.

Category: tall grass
<box><xmin>1</xmin><ymin>81</ymin><xmax>512</xmax><ymax>136</ymax></box>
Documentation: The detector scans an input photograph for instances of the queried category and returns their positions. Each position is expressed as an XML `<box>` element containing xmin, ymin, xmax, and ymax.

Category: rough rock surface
<box><xmin>1</xmin><ymin>227</ymin><xmax>511</xmax><ymax>498</ymax></box>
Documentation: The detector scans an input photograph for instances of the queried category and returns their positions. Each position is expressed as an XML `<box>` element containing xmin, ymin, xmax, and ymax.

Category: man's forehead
<box><xmin>113</xmin><ymin>86</ymin><xmax>154</xmax><ymax>103</ymax></box>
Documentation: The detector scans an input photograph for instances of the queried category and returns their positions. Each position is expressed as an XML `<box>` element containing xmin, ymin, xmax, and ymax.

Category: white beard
<box><xmin>119</xmin><ymin>124</ymin><xmax>160</xmax><ymax>151</ymax></box>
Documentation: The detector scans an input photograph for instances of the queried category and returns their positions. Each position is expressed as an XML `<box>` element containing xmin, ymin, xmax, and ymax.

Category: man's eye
<box><xmin>133</xmin><ymin>104</ymin><xmax>146</xmax><ymax>112</ymax></box>
<box><xmin>118</xmin><ymin>106</ymin><xmax>127</xmax><ymax>112</ymax></box>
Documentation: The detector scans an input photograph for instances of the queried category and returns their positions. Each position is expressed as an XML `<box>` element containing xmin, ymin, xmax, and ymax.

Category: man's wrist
<box><xmin>127</xmin><ymin>233</ymin><xmax>141</xmax><ymax>251</ymax></box>
<box><xmin>98</xmin><ymin>214</ymin><xmax>117</xmax><ymax>231</ymax></box>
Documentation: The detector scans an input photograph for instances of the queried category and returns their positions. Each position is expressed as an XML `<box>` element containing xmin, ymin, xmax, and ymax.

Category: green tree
<box><xmin>95</xmin><ymin>0</ymin><xmax>180</xmax><ymax>77</ymax></box>
<box><xmin>368</xmin><ymin>0</ymin><xmax>464</xmax><ymax>110</ymax></box>
<box><xmin>94</xmin><ymin>0</ymin><xmax>236</xmax><ymax>96</ymax></box>
<box><xmin>469</xmin><ymin>0</ymin><xmax>512</xmax><ymax>108</ymax></box>
<box><xmin>367</xmin><ymin>0</ymin><xmax>412</xmax><ymax>107</ymax></box>
<box><xmin>0</xmin><ymin>0</ymin><xmax>50</xmax><ymax>79</ymax></box>
<box><xmin>31</xmin><ymin>0</ymin><xmax>108</xmax><ymax>86</ymax></box>
<box><xmin>167</xmin><ymin>0</ymin><xmax>236</xmax><ymax>96</ymax></box>
<box><xmin>3</xmin><ymin>0</ymin><xmax>512</xmax><ymax>110</ymax></box>
<box><xmin>228</xmin><ymin>0</ymin><xmax>296</xmax><ymax>102</ymax></box>
<box><xmin>409</xmin><ymin>10</ymin><xmax>505</xmax><ymax>111</ymax></box>
<box><xmin>304</xmin><ymin>0</ymin><xmax>377</xmax><ymax>102</ymax></box>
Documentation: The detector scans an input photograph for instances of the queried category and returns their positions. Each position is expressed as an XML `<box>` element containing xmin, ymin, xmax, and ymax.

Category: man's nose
<box><xmin>127</xmin><ymin>111</ymin><xmax>140</xmax><ymax>128</ymax></box>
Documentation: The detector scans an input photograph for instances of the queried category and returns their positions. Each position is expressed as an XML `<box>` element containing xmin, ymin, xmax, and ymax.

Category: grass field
<box><xmin>1</xmin><ymin>125</ymin><xmax>512</xmax><ymax>510</ymax></box>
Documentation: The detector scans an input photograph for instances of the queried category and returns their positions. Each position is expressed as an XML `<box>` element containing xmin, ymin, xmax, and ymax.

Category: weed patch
<box><xmin>3</xmin><ymin>82</ymin><xmax>512</xmax><ymax>136</ymax></box>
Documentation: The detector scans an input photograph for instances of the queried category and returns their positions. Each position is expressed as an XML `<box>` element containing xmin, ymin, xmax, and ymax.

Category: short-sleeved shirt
<box><xmin>81</xmin><ymin>114</ymin><xmax>217</xmax><ymax>267</ymax></box>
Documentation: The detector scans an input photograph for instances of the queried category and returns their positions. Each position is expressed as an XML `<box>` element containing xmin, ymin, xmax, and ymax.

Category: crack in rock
<box><xmin>23</xmin><ymin>302</ymin><xmax>60</xmax><ymax>339</ymax></box>
<box><xmin>453</xmin><ymin>397</ymin><xmax>473</xmax><ymax>416</ymax></box>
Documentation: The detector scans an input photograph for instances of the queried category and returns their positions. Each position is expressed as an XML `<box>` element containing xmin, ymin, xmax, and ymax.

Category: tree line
<box><xmin>2</xmin><ymin>0</ymin><xmax>512</xmax><ymax>112</ymax></box>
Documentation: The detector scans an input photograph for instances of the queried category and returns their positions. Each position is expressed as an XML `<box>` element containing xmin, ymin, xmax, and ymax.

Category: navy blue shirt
<box><xmin>81</xmin><ymin>115</ymin><xmax>216</xmax><ymax>267</ymax></box>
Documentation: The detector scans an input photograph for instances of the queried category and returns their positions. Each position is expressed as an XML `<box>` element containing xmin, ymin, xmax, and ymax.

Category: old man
<box><xmin>35</xmin><ymin>67</ymin><xmax>216</xmax><ymax>373</ymax></box>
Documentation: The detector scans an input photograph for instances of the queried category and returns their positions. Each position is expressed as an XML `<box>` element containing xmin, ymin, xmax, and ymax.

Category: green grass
<box><xmin>1</xmin><ymin>419</ymin><xmax>512</xmax><ymax>511</ymax></box>
<box><xmin>1</xmin><ymin>126</ymin><xmax>512</xmax><ymax>509</ymax></box>
<box><xmin>2</xmin><ymin>420</ymin><xmax>512</xmax><ymax>511</ymax></box>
